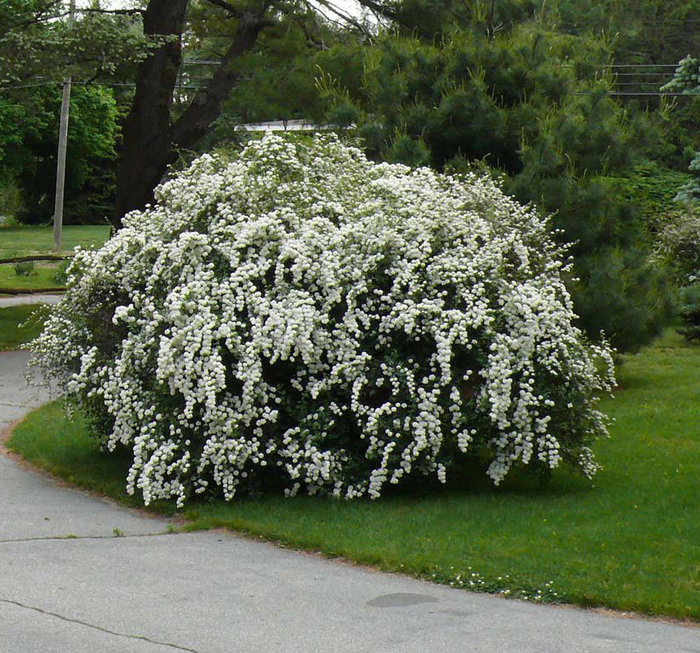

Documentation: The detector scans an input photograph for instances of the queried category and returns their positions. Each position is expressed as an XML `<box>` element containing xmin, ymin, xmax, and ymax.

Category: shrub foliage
<box><xmin>32</xmin><ymin>135</ymin><xmax>614</xmax><ymax>505</ymax></box>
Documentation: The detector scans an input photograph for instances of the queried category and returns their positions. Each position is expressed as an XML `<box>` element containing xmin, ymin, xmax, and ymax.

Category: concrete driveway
<box><xmin>1</xmin><ymin>351</ymin><xmax>698</xmax><ymax>653</ymax></box>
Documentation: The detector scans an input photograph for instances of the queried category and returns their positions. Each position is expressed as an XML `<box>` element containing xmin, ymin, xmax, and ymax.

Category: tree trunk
<box><xmin>114</xmin><ymin>0</ymin><xmax>188</xmax><ymax>227</ymax></box>
<box><xmin>113</xmin><ymin>0</ymin><xmax>271</xmax><ymax>229</ymax></box>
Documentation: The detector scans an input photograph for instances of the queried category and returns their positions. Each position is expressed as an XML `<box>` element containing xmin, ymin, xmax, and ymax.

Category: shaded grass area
<box><xmin>7</xmin><ymin>331</ymin><xmax>700</xmax><ymax>621</ymax></box>
<box><xmin>0</xmin><ymin>305</ymin><xmax>48</xmax><ymax>350</ymax></box>
<box><xmin>0</xmin><ymin>224</ymin><xmax>110</xmax><ymax>258</ymax></box>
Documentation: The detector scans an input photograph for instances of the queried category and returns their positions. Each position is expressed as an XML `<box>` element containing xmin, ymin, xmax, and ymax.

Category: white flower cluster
<box><xmin>658</xmin><ymin>209</ymin><xmax>700</xmax><ymax>281</ymax></box>
<box><xmin>31</xmin><ymin>134</ymin><xmax>615</xmax><ymax>506</ymax></box>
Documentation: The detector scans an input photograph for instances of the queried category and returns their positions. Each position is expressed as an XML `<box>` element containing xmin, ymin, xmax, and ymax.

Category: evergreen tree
<box><xmin>662</xmin><ymin>56</ymin><xmax>700</xmax><ymax>204</ymax></box>
<box><xmin>322</xmin><ymin>25</ymin><xmax>672</xmax><ymax>351</ymax></box>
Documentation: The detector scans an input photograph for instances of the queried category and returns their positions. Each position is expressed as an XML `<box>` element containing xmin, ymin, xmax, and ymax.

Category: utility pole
<box><xmin>53</xmin><ymin>0</ymin><xmax>76</xmax><ymax>252</ymax></box>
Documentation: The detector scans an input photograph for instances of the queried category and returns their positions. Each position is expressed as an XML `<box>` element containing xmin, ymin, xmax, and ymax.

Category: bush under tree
<box><xmin>659</xmin><ymin>210</ymin><xmax>700</xmax><ymax>341</ymax></box>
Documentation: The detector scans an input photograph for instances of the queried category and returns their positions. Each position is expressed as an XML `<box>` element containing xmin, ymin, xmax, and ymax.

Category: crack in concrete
<box><xmin>0</xmin><ymin>597</ymin><xmax>200</xmax><ymax>652</ymax></box>
<box><xmin>0</xmin><ymin>532</ymin><xmax>177</xmax><ymax>544</ymax></box>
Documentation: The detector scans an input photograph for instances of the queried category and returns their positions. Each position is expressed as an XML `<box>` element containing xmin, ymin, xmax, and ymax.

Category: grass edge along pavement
<box><xmin>6</xmin><ymin>330</ymin><xmax>700</xmax><ymax>623</ymax></box>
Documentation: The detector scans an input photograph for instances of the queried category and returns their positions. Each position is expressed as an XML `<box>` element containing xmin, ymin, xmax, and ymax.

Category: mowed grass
<box><xmin>0</xmin><ymin>265</ymin><xmax>63</xmax><ymax>291</ymax></box>
<box><xmin>7</xmin><ymin>330</ymin><xmax>700</xmax><ymax>621</ymax></box>
<box><xmin>0</xmin><ymin>224</ymin><xmax>110</xmax><ymax>258</ymax></box>
<box><xmin>0</xmin><ymin>225</ymin><xmax>109</xmax><ymax>292</ymax></box>
<box><xmin>0</xmin><ymin>305</ymin><xmax>49</xmax><ymax>350</ymax></box>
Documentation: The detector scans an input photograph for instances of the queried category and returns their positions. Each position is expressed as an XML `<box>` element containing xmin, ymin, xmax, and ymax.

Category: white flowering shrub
<box><xmin>658</xmin><ymin>209</ymin><xmax>700</xmax><ymax>340</ymax></box>
<box><xmin>659</xmin><ymin>209</ymin><xmax>700</xmax><ymax>281</ymax></box>
<box><xmin>32</xmin><ymin>134</ymin><xmax>615</xmax><ymax>506</ymax></box>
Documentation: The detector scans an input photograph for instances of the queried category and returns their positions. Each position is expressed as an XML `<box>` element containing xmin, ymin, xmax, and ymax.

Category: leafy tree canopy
<box><xmin>0</xmin><ymin>0</ymin><xmax>160</xmax><ymax>87</ymax></box>
<box><xmin>0</xmin><ymin>84</ymin><xmax>119</xmax><ymax>223</ymax></box>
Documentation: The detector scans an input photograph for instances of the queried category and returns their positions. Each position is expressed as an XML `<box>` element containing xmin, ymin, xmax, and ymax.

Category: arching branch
<box><xmin>202</xmin><ymin>0</ymin><xmax>244</xmax><ymax>17</ymax></box>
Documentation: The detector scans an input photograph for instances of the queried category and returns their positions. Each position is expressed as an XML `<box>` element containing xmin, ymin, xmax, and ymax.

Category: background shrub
<box><xmin>658</xmin><ymin>209</ymin><xmax>700</xmax><ymax>341</ymax></box>
<box><xmin>678</xmin><ymin>284</ymin><xmax>700</xmax><ymax>342</ymax></box>
<box><xmin>12</xmin><ymin>260</ymin><xmax>37</xmax><ymax>277</ymax></box>
<box><xmin>659</xmin><ymin>209</ymin><xmax>700</xmax><ymax>281</ymax></box>
<box><xmin>50</xmin><ymin>260</ymin><xmax>70</xmax><ymax>286</ymax></box>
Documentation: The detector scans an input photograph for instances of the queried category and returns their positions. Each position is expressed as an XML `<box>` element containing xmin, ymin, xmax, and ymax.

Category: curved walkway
<box><xmin>1</xmin><ymin>351</ymin><xmax>698</xmax><ymax>653</ymax></box>
<box><xmin>0</xmin><ymin>294</ymin><xmax>63</xmax><ymax>308</ymax></box>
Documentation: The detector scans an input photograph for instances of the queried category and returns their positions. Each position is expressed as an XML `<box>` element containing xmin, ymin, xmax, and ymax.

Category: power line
<box><xmin>0</xmin><ymin>81</ymin><xmax>62</xmax><ymax>90</ymax></box>
<box><xmin>0</xmin><ymin>80</ymin><xmax>203</xmax><ymax>92</ymax></box>
<box><xmin>601</xmin><ymin>92</ymin><xmax>689</xmax><ymax>96</ymax></box>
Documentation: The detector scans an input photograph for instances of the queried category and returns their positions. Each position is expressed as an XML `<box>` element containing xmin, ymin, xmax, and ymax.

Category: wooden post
<box><xmin>53</xmin><ymin>0</ymin><xmax>76</xmax><ymax>252</ymax></box>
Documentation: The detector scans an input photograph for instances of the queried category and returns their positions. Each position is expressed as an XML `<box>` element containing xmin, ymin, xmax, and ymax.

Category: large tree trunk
<box><xmin>114</xmin><ymin>0</ymin><xmax>188</xmax><ymax>226</ymax></box>
<box><xmin>113</xmin><ymin>0</ymin><xmax>270</xmax><ymax>229</ymax></box>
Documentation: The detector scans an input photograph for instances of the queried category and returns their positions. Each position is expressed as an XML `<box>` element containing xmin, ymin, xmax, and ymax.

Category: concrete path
<box><xmin>1</xmin><ymin>352</ymin><xmax>698</xmax><ymax>653</ymax></box>
<box><xmin>0</xmin><ymin>294</ymin><xmax>63</xmax><ymax>308</ymax></box>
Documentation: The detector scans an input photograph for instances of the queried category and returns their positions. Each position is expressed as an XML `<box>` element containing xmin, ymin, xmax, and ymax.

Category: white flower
<box><xmin>30</xmin><ymin>133</ymin><xmax>614</xmax><ymax>504</ymax></box>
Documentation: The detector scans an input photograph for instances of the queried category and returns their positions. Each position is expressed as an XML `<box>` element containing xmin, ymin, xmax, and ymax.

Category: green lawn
<box><xmin>7</xmin><ymin>330</ymin><xmax>700</xmax><ymax>621</ymax></box>
<box><xmin>0</xmin><ymin>224</ymin><xmax>109</xmax><ymax>292</ymax></box>
<box><xmin>0</xmin><ymin>264</ymin><xmax>63</xmax><ymax>291</ymax></box>
<box><xmin>0</xmin><ymin>305</ymin><xmax>49</xmax><ymax>350</ymax></box>
<box><xmin>0</xmin><ymin>224</ymin><xmax>110</xmax><ymax>258</ymax></box>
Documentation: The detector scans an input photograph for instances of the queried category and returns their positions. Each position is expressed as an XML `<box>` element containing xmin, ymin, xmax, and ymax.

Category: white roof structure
<box><xmin>235</xmin><ymin>120</ymin><xmax>341</xmax><ymax>132</ymax></box>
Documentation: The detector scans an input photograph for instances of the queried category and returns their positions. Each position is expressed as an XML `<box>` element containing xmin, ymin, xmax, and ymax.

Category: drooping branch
<box><xmin>307</xmin><ymin>0</ymin><xmax>375</xmax><ymax>38</ymax></box>
<box><xmin>202</xmin><ymin>0</ymin><xmax>244</xmax><ymax>18</ymax></box>
<box><xmin>78</xmin><ymin>8</ymin><xmax>146</xmax><ymax>17</ymax></box>
<box><xmin>287</xmin><ymin>11</ymin><xmax>328</xmax><ymax>50</ymax></box>
<box><xmin>352</xmin><ymin>0</ymin><xmax>400</xmax><ymax>23</ymax></box>
<box><xmin>351</xmin><ymin>0</ymin><xmax>437</xmax><ymax>37</ymax></box>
